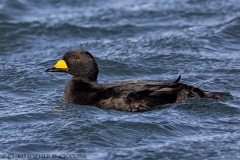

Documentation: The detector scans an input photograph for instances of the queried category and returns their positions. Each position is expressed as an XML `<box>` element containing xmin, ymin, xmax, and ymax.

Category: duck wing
<box><xmin>98</xmin><ymin>81</ymin><xmax>184</xmax><ymax>112</ymax></box>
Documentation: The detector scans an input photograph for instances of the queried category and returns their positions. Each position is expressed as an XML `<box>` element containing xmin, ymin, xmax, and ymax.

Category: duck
<box><xmin>45</xmin><ymin>50</ymin><xmax>229</xmax><ymax>112</ymax></box>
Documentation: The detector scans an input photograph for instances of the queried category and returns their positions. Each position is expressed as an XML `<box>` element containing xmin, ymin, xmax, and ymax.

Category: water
<box><xmin>1</xmin><ymin>0</ymin><xmax>240</xmax><ymax>159</ymax></box>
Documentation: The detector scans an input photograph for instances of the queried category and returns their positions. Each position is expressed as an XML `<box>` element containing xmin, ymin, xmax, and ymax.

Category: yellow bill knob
<box><xmin>54</xmin><ymin>60</ymin><xmax>68</xmax><ymax>69</ymax></box>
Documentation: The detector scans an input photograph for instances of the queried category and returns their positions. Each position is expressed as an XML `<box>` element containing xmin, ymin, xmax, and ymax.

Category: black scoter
<box><xmin>46</xmin><ymin>50</ymin><xmax>229</xmax><ymax>112</ymax></box>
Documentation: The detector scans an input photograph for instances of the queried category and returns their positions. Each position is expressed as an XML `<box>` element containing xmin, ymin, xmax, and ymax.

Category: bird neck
<box><xmin>72</xmin><ymin>76</ymin><xmax>98</xmax><ymax>85</ymax></box>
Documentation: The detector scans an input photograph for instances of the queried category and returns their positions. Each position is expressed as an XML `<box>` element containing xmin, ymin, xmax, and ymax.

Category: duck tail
<box><xmin>203</xmin><ymin>91</ymin><xmax>230</xmax><ymax>99</ymax></box>
<box><xmin>174</xmin><ymin>75</ymin><xmax>181</xmax><ymax>83</ymax></box>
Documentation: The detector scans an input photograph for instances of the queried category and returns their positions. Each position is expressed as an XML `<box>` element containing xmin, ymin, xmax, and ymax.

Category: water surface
<box><xmin>0</xmin><ymin>0</ymin><xmax>240</xmax><ymax>159</ymax></box>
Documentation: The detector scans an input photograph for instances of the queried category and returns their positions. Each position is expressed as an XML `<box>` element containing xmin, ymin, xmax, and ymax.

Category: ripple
<box><xmin>1</xmin><ymin>0</ymin><xmax>240</xmax><ymax>159</ymax></box>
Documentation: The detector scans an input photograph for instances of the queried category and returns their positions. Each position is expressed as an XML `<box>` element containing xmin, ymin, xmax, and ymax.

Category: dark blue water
<box><xmin>1</xmin><ymin>0</ymin><xmax>240</xmax><ymax>159</ymax></box>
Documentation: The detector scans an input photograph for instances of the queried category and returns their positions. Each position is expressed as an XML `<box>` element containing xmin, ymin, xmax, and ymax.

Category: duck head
<box><xmin>46</xmin><ymin>50</ymin><xmax>99</xmax><ymax>81</ymax></box>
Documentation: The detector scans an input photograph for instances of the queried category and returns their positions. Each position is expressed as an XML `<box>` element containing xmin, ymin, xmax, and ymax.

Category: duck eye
<box><xmin>73</xmin><ymin>56</ymin><xmax>79</xmax><ymax>60</ymax></box>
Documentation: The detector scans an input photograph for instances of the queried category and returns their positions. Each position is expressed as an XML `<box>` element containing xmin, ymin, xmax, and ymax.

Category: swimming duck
<box><xmin>46</xmin><ymin>50</ymin><xmax>229</xmax><ymax>112</ymax></box>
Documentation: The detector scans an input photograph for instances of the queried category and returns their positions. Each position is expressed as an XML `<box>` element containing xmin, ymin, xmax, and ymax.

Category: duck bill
<box><xmin>45</xmin><ymin>67</ymin><xmax>69</xmax><ymax>72</ymax></box>
<box><xmin>45</xmin><ymin>59</ymin><xmax>69</xmax><ymax>72</ymax></box>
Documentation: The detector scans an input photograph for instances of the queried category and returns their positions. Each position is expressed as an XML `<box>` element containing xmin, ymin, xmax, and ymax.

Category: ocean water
<box><xmin>0</xmin><ymin>0</ymin><xmax>240</xmax><ymax>159</ymax></box>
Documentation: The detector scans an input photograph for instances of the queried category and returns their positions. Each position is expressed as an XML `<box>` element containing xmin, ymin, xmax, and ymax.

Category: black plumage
<box><xmin>46</xmin><ymin>50</ymin><xmax>229</xmax><ymax>112</ymax></box>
